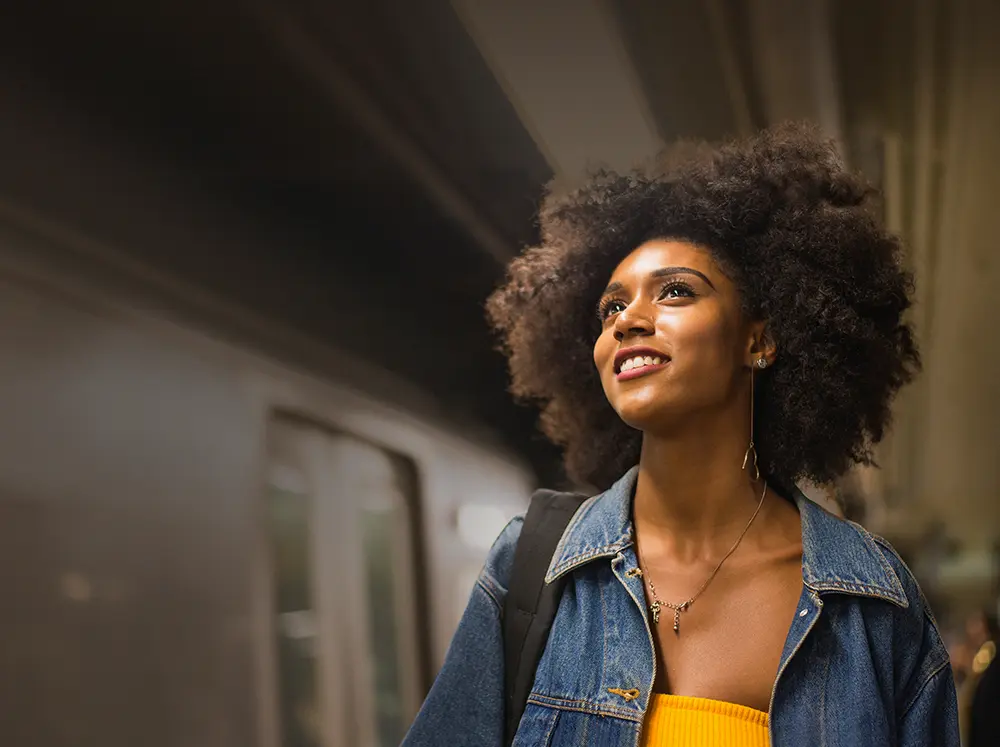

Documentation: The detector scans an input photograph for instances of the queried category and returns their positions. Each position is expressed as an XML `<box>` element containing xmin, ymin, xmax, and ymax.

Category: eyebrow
<box><xmin>601</xmin><ymin>266</ymin><xmax>716</xmax><ymax>296</ymax></box>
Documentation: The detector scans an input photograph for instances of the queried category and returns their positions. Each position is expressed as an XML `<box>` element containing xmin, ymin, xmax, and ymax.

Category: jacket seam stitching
<box><xmin>526</xmin><ymin>693</ymin><xmax>643</xmax><ymax>723</ymax></box>
<box><xmin>540</xmin><ymin>707</ymin><xmax>560</xmax><ymax>745</ymax></box>
<box><xmin>867</xmin><ymin>532</ymin><xmax>904</xmax><ymax>575</ymax></box>
<box><xmin>477</xmin><ymin>574</ymin><xmax>502</xmax><ymax>612</ymax></box>
<box><xmin>899</xmin><ymin>657</ymin><xmax>951</xmax><ymax>720</ymax></box>
<box><xmin>547</xmin><ymin>494</ymin><xmax>600</xmax><ymax>573</ymax></box>
<box><xmin>548</xmin><ymin>543</ymin><xmax>626</xmax><ymax>581</ymax></box>
<box><xmin>860</xmin><ymin>530</ymin><xmax>909</xmax><ymax>604</ymax></box>
<box><xmin>874</xmin><ymin>533</ymin><xmax>945</xmax><ymax>627</ymax></box>
<box><xmin>809</xmin><ymin>582</ymin><xmax>907</xmax><ymax>605</ymax></box>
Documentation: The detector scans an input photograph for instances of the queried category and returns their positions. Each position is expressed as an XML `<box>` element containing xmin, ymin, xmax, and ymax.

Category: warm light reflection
<box><xmin>972</xmin><ymin>640</ymin><xmax>996</xmax><ymax>674</ymax></box>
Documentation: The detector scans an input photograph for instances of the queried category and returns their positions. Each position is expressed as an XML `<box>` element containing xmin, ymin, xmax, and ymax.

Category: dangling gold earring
<box><xmin>743</xmin><ymin>357</ymin><xmax>767</xmax><ymax>481</ymax></box>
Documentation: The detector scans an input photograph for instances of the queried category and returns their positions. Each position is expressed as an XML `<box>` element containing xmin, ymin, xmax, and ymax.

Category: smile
<box><xmin>616</xmin><ymin>357</ymin><xmax>668</xmax><ymax>381</ymax></box>
<box><xmin>613</xmin><ymin>347</ymin><xmax>671</xmax><ymax>381</ymax></box>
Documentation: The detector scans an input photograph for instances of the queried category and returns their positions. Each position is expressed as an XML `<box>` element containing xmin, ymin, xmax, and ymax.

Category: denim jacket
<box><xmin>403</xmin><ymin>467</ymin><xmax>959</xmax><ymax>746</ymax></box>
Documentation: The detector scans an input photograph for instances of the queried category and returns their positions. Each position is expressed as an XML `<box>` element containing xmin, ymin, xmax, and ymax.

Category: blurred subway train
<box><xmin>0</xmin><ymin>221</ymin><xmax>533</xmax><ymax>746</ymax></box>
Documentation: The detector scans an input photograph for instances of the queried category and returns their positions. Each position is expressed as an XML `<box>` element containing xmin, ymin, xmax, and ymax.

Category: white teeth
<box><xmin>618</xmin><ymin>355</ymin><xmax>666</xmax><ymax>373</ymax></box>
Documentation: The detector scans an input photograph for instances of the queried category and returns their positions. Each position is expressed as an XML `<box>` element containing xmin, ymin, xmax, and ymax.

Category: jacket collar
<box><xmin>544</xmin><ymin>466</ymin><xmax>908</xmax><ymax>608</ymax></box>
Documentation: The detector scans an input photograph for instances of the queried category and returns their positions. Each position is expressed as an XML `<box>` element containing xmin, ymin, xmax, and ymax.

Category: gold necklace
<box><xmin>641</xmin><ymin>479</ymin><xmax>767</xmax><ymax>635</ymax></box>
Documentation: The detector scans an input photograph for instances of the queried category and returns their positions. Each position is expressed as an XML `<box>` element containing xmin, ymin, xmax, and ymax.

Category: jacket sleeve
<box><xmin>876</xmin><ymin>538</ymin><xmax>961</xmax><ymax>747</ymax></box>
<box><xmin>897</xmin><ymin>659</ymin><xmax>960</xmax><ymax>746</ymax></box>
<box><xmin>401</xmin><ymin>515</ymin><xmax>523</xmax><ymax>747</ymax></box>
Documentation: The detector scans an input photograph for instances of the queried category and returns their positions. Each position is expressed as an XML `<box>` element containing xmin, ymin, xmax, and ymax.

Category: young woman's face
<box><xmin>593</xmin><ymin>239</ymin><xmax>757</xmax><ymax>433</ymax></box>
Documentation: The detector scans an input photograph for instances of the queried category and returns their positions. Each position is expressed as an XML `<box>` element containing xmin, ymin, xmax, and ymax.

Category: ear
<box><xmin>745</xmin><ymin>321</ymin><xmax>777</xmax><ymax>368</ymax></box>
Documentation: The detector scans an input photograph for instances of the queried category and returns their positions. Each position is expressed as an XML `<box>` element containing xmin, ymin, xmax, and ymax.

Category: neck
<box><xmin>634</xmin><ymin>407</ymin><xmax>764</xmax><ymax>561</ymax></box>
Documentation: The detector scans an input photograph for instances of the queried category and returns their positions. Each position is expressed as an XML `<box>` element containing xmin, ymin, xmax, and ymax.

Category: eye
<box><xmin>657</xmin><ymin>280</ymin><xmax>696</xmax><ymax>301</ymax></box>
<box><xmin>598</xmin><ymin>298</ymin><xmax>627</xmax><ymax>321</ymax></box>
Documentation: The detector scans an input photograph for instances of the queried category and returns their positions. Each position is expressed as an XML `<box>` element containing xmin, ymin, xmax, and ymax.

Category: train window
<box><xmin>356</xmin><ymin>448</ymin><xmax>420</xmax><ymax>746</ymax></box>
<box><xmin>266</xmin><ymin>465</ymin><xmax>322</xmax><ymax>747</ymax></box>
<box><xmin>265</xmin><ymin>418</ymin><xmax>425</xmax><ymax>747</ymax></box>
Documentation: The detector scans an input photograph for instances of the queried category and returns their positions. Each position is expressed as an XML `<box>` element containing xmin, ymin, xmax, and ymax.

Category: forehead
<box><xmin>607</xmin><ymin>239</ymin><xmax>719</xmax><ymax>283</ymax></box>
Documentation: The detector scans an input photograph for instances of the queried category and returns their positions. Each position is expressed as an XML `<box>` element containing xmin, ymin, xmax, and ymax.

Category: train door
<box><xmin>264</xmin><ymin>417</ymin><xmax>425</xmax><ymax>746</ymax></box>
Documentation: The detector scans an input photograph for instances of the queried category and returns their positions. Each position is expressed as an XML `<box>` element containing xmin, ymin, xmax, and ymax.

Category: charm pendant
<box><xmin>649</xmin><ymin>600</ymin><xmax>661</xmax><ymax>625</ymax></box>
<box><xmin>667</xmin><ymin>602</ymin><xmax>689</xmax><ymax>634</ymax></box>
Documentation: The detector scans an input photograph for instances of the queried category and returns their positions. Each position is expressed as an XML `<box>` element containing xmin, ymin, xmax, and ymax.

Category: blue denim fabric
<box><xmin>403</xmin><ymin>467</ymin><xmax>959</xmax><ymax>746</ymax></box>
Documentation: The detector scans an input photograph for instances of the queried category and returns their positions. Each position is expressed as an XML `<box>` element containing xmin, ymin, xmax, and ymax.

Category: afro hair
<box><xmin>486</xmin><ymin>123</ymin><xmax>920</xmax><ymax>491</ymax></box>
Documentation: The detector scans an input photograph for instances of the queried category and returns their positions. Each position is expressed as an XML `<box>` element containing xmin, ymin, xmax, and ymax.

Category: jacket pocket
<box><xmin>512</xmin><ymin>703</ymin><xmax>560</xmax><ymax>747</ymax></box>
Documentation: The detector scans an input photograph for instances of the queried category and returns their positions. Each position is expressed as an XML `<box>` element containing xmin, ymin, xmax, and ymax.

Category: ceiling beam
<box><xmin>452</xmin><ymin>0</ymin><xmax>663</xmax><ymax>184</ymax></box>
<box><xmin>249</xmin><ymin>1</ymin><xmax>515</xmax><ymax>265</ymax></box>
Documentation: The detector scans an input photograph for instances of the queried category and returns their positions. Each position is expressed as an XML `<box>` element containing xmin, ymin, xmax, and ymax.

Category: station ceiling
<box><xmin>1</xmin><ymin>0</ymin><xmax>997</xmax><ymax>603</ymax></box>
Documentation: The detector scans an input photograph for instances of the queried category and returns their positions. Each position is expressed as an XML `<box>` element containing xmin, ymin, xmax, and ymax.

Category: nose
<box><xmin>612</xmin><ymin>303</ymin><xmax>654</xmax><ymax>341</ymax></box>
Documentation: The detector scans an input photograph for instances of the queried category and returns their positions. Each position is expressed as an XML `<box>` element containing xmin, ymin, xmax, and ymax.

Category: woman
<box><xmin>402</xmin><ymin>124</ymin><xmax>959</xmax><ymax>746</ymax></box>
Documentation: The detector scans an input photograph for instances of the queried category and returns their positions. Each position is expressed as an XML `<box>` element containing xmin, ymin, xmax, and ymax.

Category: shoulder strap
<box><xmin>503</xmin><ymin>489</ymin><xmax>587</xmax><ymax>744</ymax></box>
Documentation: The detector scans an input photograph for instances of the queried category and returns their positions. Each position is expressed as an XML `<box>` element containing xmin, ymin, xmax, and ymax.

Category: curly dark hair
<box><xmin>486</xmin><ymin>123</ymin><xmax>920</xmax><ymax>491</ymax></box>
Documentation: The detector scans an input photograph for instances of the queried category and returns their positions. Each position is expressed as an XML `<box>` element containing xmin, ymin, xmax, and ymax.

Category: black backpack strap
<box><xmin>503</xmin><ymin>489</ymin><xmax>587</xmax><ymax>744</ymax></box>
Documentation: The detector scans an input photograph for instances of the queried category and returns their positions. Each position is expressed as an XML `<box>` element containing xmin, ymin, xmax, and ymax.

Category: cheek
<box><xmin>672</xmin><ymin>311</ymin><xmax>740</xmax><ymax>363</ymax></box>
<box><xmin>593</xmin><ymin>333</ymin><xmax>619</xmax><ymax>396</ymax></box>
<box><xmin>593</xmin><ymin>330</ymin><xmax>613</xmax><ymax>371</ymax></box>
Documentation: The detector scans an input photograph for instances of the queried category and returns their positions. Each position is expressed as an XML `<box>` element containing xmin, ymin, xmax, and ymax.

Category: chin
<box><xmin>612</xmin><ymin>393</ymin><xmax>679</xmax><ymax>432</ymax></box>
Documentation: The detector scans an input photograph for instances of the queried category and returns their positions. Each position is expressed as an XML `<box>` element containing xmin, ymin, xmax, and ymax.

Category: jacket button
<box><xmin>607</xmin><ymin>688</ymin><xmax>641</xmax><ymax>702</ymax></box>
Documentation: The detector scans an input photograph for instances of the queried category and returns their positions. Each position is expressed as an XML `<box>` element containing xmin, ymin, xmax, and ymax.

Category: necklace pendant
<box><xmin>672</xmin><ymin>607</ymin><xmax>682</xmax><ymax>634</ymax></box>
<box><xmin>649</xmin><ymin>600</ymin><xmax>661</xmax><ymax>624</ymax></box>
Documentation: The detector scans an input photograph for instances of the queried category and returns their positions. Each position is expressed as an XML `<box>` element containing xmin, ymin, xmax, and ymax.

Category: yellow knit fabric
<box><xmin>640</xmin><ymin>694</ymin><xmax>770</xmax><ymax>747</ymax></box>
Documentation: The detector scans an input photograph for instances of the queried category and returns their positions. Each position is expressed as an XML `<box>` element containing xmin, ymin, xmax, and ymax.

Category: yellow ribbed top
<box><xmin>640</xmin><ymin>694</ymin><xmax>770</xmax><ymax>747</ymax></box>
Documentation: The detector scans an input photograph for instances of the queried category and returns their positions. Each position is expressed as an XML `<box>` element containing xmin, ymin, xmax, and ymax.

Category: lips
<box><xmin>613</xmin><ymin>346</ymin><xmax>670</xmax><ymax>381</ymax></box>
